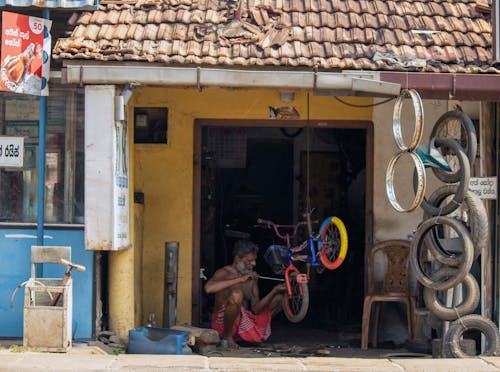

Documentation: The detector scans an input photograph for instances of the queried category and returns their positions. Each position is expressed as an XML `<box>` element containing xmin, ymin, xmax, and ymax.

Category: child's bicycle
<box><xmin>257</xmin><ymin>211</ymin><xmax>348</xmax><ymax>322</ymax></box>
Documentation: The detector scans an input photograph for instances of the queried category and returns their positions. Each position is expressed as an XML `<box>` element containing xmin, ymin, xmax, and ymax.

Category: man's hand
<box><xmin>272</xmin><ymin>283</ymin><xmax>287</xmax><ymax>293</ymax></box>
<box><xmin>239</xmin><ymin>271</ymin><xmax>258</xmax><ymax>283</ymax></box>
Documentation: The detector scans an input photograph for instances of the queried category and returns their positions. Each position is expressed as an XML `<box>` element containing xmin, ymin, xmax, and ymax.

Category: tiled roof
<box><xmin>53</xmin><ymin>0</ymin><xmax>500</xmax><ymax>74</ymax></box>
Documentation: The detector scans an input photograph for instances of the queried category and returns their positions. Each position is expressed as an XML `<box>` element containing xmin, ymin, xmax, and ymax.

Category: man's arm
<box><xmin>250</xmin><ymin>282</ymin><xmax>285</xmax><ymax>314</ymax></box>
<box><xmin>204</xmin><ymin>268</ymin><xmax>256</xmax><ymax>294</ymax></box>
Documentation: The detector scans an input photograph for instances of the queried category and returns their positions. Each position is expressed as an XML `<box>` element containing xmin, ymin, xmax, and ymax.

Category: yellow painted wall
<box><xmin>133</xmin><ymin>88</ymin><xmax>373</xmax><ymax>326</ymax></box>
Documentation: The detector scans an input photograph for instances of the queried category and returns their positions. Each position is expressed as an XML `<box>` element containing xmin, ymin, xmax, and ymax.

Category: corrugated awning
<box><xmin>0</xmin><ymin>0</ymin><xmax>95</xmax><ymax>8</ymax></box>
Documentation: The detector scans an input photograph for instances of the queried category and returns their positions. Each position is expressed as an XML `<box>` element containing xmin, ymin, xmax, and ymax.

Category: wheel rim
<box><xmin>319</xmin><ymin>217</ymin><xmax>348</xmax><ymax>270</ymax></box>
<box><xmin>285</xmin><ymin>276</ymin><xmax>303</xmax><ymax>316</ymax></box>
<box><xmin>320</xmin><ymin>224</ymin><xmax>341</xmax><ymax>264</ymax></box>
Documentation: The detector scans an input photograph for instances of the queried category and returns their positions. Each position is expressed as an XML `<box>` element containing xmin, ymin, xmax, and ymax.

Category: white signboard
<box><xmin>84</xmin><ymin>85</ymin><xmax>130</xmax><ymax>251</ymax></box>
<box><xmin>113</xmin><ymin>120</ymin><xmax>130</xmax><ymax>248</ymax></box>
<box><xmin>469</xmin><ymin>177</ymin><xmax>497</xmax><ymax>200</ymax></box>
<box><xmin>0</xmin><ymin>136</ymin><xmax>23</xmax><ymax>167</ymax></box>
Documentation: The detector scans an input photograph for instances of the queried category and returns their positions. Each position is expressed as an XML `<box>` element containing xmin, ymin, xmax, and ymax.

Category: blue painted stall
<box><xmin>0</xmin><ymin>228</ymin><xmax>93</xmax><ymax>339</ymax></box>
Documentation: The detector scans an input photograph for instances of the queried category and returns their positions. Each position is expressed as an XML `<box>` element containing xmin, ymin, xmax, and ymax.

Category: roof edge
<box><xmin>380</xmin><ymin>72</ymin><xmax>500</xmax><ymax>101</ymax></box>
<box><xmin>61</xmin><ymin>63</ymin><xmax>401</xmax><ymax>97</ymax></box>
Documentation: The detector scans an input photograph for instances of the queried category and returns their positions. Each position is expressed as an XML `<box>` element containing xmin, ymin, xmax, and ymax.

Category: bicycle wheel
<box><xmin>430</xmin><ymin>110</ymin><xmax>477</xmax><ymax>183</ymax></box>
<box><xmin>318</xmin><ymin>216</ymin><xmax>348</xmax><ymax>270</ymax></box>
<box><xmin>282</xmin><ymin>272</ymin><xmax>309</xmax><ymax>323</ymax></box>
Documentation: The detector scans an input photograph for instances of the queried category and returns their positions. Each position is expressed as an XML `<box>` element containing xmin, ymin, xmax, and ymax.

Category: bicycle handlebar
<box><xmin>60</xmin><ymin>258</ymin><xmax>86</xmax><ymax>272</ymax></box>
<box><xmin>257</xmin><ymin>218</ymin><xmax>317</xmax><ymax>241</ymax></box>
<box><xmin>256</xmin><ymin>218</ymin><xmax>273</xmax><ymax>226</ymax></box>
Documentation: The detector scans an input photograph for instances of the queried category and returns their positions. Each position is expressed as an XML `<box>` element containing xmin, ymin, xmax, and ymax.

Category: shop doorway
<box><xmin>193</xmin><ymin>120</ymin><xmax>373</xmax><ymax>342</ymax></box>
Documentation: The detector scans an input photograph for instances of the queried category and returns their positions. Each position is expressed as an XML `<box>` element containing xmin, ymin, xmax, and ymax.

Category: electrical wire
<box><xmin>334</xmin><ymin>96</ymin><xmax>395</xmax><ymax>108</ymax></box>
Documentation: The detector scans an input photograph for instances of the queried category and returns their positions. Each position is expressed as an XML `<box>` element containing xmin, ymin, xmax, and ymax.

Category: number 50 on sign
<box><xmin>0</xmin><ymin>136</ymin><xmax>24</xmax><ymax>167</ymax></box>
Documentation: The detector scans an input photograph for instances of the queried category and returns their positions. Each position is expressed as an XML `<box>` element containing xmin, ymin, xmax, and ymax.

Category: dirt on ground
<box><xmin>206</xmin><ymin>323</ymin><xmax>431</xmax><ymax>359</ymax></box>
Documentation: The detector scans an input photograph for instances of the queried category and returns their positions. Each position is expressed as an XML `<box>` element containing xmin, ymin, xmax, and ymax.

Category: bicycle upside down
<box><xmin>258</xmin><ymin>210</ymin><xmax>348</xmax><ymax>322</ymax></box>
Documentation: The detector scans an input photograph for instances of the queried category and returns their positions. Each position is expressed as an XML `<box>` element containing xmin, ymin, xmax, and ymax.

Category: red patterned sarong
<box><xmin>211</xmin><ymin>305</ymin><xmax>272</xmax><ymax>343</ymax></box>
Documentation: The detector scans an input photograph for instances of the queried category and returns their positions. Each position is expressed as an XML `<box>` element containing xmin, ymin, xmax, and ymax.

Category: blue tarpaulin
<box><xmin>0</xmin><ymin>0</ymin><xmax>95</xmax><ymax>8</ymax></box>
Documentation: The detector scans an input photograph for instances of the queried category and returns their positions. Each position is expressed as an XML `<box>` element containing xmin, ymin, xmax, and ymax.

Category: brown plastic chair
<box><xmin>361</xmin><ymin>239</ymin><xmax>415</xmax><ymax>350</ymax></box>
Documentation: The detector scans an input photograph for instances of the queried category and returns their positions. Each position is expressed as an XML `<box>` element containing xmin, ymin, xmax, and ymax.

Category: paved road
<box><xmin>1</xmin><ymin>349</ymin><xmax>500</xmax><ymax>371</ymax></box>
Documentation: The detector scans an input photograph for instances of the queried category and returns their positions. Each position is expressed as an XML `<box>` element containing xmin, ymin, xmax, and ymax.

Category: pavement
<box><xmin>1</xmin><ymin>346</ymin><xmax>500</xmax><ymax>371</ymax></box>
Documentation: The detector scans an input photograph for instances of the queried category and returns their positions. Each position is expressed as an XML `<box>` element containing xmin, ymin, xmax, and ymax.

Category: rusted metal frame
<box><xmin>192</xmin><ymin>120</ymin><xmax>202</xmax><ymax>325</ymax></box>
<box><xmin>380</xmin><ymin>72</ymin><xmax>500</xmax><ymax>101</ymax></box>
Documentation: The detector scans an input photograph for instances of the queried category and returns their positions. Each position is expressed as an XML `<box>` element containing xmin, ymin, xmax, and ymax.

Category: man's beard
<box><xmin>236</xmin><ymin>261</ymin><xmax>253</xmax><ymax>274</ymax></box>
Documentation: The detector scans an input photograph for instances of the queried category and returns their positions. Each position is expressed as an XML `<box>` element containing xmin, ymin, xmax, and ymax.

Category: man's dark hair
<box><xmin>233</xmin><ymin>239</ymin><xmax>259</xmax><ymax>259</ymax></box>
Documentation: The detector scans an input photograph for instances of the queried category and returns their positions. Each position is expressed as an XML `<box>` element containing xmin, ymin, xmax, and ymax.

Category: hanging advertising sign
<box><xmin>0</xmin><ymin>11</ymin><xmax>52</xmax><ymax>96</ymax></box>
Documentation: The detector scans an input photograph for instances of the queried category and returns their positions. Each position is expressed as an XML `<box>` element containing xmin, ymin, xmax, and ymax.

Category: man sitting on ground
<box><xmin>204</xmin><ymin>239</ymin><xmax>286</xmax><ymax>349</ymax></box>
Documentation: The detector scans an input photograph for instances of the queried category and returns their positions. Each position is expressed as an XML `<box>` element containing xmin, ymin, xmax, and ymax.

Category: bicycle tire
<box><xmin>430</xmin><ymin>110</ymin><xmax>477</xmax><ymax>183</ymax></box>
<box><xmin>424</xmin><ymin>186</ymin><xmax>488</xmax><ymax>264</ymax></box>
<box><xmin>419</xmin><ymin>138</ymin><xmax>470</xmax><ymax>216</ymax></box>
<box><xmin>410</xmin><ymin>216</ymin><xmax>473</xmax><ymax>291</ymax></box>
<box><xmin>445</xmin><ymin>315</ymin><xmax>500</xmax><ymax>358</ymax></box>
<box><xmin>423</xmin><ymin>270</ymin><xmax>479</xmax><ymax>321</ymax></box>
<box><xmin>318</xmin><ymin>216</ymin><xmax>348</xmax><ymax>270</ymax></box>
<box><xmin>282</xmin><ymin>272</ymin><xmax>309</xmax><ymax>323</ymax></box>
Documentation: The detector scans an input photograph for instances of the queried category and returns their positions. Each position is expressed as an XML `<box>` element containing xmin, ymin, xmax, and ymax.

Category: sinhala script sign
<box><xmin>469</xmin><ymin>177</ymin><xmax>497</xmax><ymax>200</ymax></box>
<box><xmin>0</xmin><ymin>136</ymin><xmax>23</xmax><ymax>167</ymax></box>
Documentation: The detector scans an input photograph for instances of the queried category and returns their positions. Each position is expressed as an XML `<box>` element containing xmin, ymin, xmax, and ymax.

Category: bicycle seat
<box><xmin>416</xmin><ymin>142</ymin><xmax>452</xmax><ymax>171</ymax></box>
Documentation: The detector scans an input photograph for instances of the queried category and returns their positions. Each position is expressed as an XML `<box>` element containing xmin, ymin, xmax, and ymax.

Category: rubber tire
<box><xmin>445</xmin><ymin>315</ymin><xmax>500</xmax><ymax>358</ymax></box>
<box><xmin>430</xmin><ymin>110</ymin><xmax>477</xmax><ymax>183</ymax></box>
<box><xmin>419</xmin><ymin>138</ymin><xmax>470</xmax><ymax>217</ymax></box>
<box><xmin>424</xmin><ymin>186</ymin><xmax>488</xmax><ymax>264</ymax></box>
<box><xmin>423</xmin><ymin>270</ymin><xmax>480</xmax><ymax>321</ymax></box>
<box><xmin>318</xmin><ymin>216</ymin><xmax>348</xmax><ymax>270</ymax></box>
<box><xmin>283</xmin><ymin>272</ymin><xmax>309</xmax><ymax>323</ymax></box>
<box><xmin>410</xmin><ymin>216</ymin><xmax>473</xmax><ymax>291</ymax></box>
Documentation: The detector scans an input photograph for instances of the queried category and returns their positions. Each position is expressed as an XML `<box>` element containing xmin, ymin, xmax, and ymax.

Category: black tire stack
<box><xmin>409</xmin><ymin>110</ymin><xmax>499</xmax><ymax>358</ymax></box>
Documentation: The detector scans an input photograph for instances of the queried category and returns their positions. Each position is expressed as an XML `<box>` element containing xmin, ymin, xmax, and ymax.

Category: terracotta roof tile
<box><xmin>363</xmin><ymin>13</ymin><xmax>378</xmax><ymax>29</ymax></box>
<box><xmin>334</xmin><ymin>12</ymin><xmax>349</xmax><ymax>29</ymax></box>
<box><xmin>53</xmin><ymin>0</ymin><xmax>500</xmax><ymax>73</ymax></box>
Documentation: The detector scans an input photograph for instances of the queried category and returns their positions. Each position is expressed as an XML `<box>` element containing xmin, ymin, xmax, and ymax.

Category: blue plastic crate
<box><xmin>128</xmin><ymin>327</ymin><xmax>192</xmax><ymax>355</ymax></box>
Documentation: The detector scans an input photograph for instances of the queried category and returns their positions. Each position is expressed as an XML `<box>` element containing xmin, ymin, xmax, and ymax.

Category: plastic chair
<box><xmin>361</xmin><ymin>239</ymin><xmax>415</xmax><ymax>350</ymax></box>
<box><xmin>31</xmin><ymin>246</ymin><xmax>71</xmax><ymax>277</ymax></box>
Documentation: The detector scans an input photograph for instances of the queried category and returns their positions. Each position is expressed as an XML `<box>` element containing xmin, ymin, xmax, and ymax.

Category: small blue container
<box><xmin>128</xmin><ymin>327</ymin><xmax>192</xmax><ymax>355</ymax></box>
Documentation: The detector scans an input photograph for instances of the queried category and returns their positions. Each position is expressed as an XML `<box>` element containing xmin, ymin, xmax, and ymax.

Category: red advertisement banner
<box><xmin>0</xmin><ymin>11</ymin><xmax>52</xmax><ymax>96</ymax></box>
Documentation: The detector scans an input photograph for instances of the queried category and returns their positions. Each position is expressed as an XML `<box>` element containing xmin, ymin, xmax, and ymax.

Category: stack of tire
<box><xmin>409</xmin><ymin>110</ymin><xmax>500</xmax><ymax>358</ymax></box>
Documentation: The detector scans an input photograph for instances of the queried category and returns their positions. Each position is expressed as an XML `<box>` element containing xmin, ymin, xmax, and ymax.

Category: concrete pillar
<box><xmin>109</xmin><ymin>248</ymin><xmax>135</xmax><ymax>341</ymax></box>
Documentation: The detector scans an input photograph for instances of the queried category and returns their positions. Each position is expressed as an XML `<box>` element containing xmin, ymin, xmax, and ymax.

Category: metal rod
<box><xmin>258</xmin><ymin>275</ymin><xmax>285</xmax><ymax>282</ymax></box>
<box><xmin>36</xmin><ymin>8</ymin><xmax>50</xmax><ymax>256</ymax></box>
